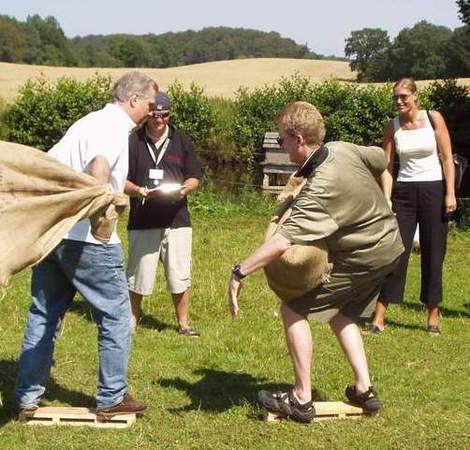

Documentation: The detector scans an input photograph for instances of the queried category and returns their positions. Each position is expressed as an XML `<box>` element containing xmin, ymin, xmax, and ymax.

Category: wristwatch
<box><xmin>232</xmin><ymin>264</ymin><xmax>246</xmax><ymax>281</ymax></box>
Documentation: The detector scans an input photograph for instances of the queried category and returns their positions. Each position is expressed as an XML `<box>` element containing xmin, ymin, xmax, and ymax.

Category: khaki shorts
<box><xmin>127</xmin><ymin>227</ymin><xmax>192</xmax><ymax>295</ymax></box>
<box><xmin>286</xmin><ymin>258</ymin><xmax>399</xmax><ymax>323</ymax></box>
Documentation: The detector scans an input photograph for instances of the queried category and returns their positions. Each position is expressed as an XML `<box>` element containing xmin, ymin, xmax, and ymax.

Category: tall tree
<box><xmin>109</xmin><ymin>36</ymin><xmax>150</xmax><ymax>67</ymax></box>
<box><xmin>344</xmin><ymin>28</ymin><xmax>390</xmax><ymax>81</ymax></box>
<box><xmin>388</xmin><ymin>21</ymin><xmax>452</xmax><ymax>80</ymax></box>
<box><xmin>444</xmin><ymin>25</ymin><xmax>470</xmax><ymax>77</ymax></box>
<box><xmin>23</xmin><ymin>15</ymin><xmax>76</xmax><ymax>65</ymax></box>
<box><xmin>457</xmin><ymin>0</ymin><xmax>470</xmax><ymax>25</ymax></box>
<box><xmin>0</xmin><ymin>16</ymin><xmax>25</xmax><ymax>62</ymax></box>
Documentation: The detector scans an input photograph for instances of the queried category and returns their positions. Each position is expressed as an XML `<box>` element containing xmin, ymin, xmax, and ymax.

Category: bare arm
<box><xmin>180</xmin><ymin>177</ymin><xmax>199</xmax><ymax>198</ymax></box>
<box><xmin>228</xmin><ymin>233</ymin><xmax>291</xmax><ymax>317</ymax></box>
<box><xmin>87</xmin><ymin>156</ymin><xmax>111</xmax><ymax>184</ymax></box>
<box><xmin>124</xmin><ymin>180</ymin><xmax>148</xmax><ymax>199</ymax></box>
<box><xmin>430</xmin><ymin>110</ymin><xmax>457</xmax><ymax>214</ymax></box>
<box><xmin>380</xmin><ymin>121</ymin><xmax>396</xmax><ymax>206</ymax></box>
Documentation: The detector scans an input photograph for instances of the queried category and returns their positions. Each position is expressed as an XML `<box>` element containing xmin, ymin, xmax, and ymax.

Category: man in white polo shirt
<box><xmin>17</xmin><ymin>71</ymin><xmax>158</xmax><ymax>419</ymax></box>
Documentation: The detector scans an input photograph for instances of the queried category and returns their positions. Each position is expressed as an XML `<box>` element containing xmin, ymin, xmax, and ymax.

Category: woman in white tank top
<box><xmin>369</xmin><ymin>78</ymin><xmax>456</xmax><ymax>336</ymax></box>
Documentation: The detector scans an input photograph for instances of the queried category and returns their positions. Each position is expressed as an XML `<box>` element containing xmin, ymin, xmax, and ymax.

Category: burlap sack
<box><xmin>263</xmin><ymin>176</ymin><xmax>331</xmax><ymax>301</ymax></box>
<box><xmin>0</xmin><ymin>140</ymin><xmax>129</xmax><ymax>287</ymax></box>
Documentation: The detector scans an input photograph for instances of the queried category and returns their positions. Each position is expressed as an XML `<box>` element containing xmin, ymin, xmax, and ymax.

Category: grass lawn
<box><xmin>0</xmin><ymin>196</ymin><xmax>469</xmax><ymax>450</ymax></box>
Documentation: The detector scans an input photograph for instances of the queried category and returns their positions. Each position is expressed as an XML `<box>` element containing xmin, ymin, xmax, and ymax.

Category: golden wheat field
<box><xmin>0</xmin><ymin>58</ymin><xmax>356</xmax><ymax>103</ymax></box>
<box><xmin>1</xmin><ymin>58</ymin><xmax>470</xmax><ymax>105</ymax></box>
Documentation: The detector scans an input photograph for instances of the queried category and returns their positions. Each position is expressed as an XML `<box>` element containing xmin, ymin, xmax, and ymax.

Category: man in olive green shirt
<box><xmin>228</xmin><ymin>101</ymin><xmax>403</xmax><ymax>423</ymax></box>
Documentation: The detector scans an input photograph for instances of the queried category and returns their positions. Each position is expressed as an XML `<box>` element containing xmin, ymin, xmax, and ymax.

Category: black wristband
<box><xmin>232</xmin><ymin>264</ymin><xmax>246</xmax><ymax>281</ymax></box>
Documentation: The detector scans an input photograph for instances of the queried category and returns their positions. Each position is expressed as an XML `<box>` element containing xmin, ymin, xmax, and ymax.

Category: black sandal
<box><xmin>257</xmin><ymin>389</ymin><xmax>315</xmax><ymax>423</ymax></box>
<box><xmin>345</xmin><ymin>385</ymin><xmax>382</xmax><ymax>413</ymax></box>
<box><xmin>427</xmin><ymin>325</ymin><xmax>441</xmax><ymax>336</ymax></box>
<box><xmin>178</xmin><ymin>327</ymin><xmax>200</xmax><ymax>338</ymax></box>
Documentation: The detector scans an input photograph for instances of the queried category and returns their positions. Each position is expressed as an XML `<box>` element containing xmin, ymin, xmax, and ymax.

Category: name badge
<box><xmin>149</xmin><ymin>169</ymin><xmax>164</xmax><ymax>180</ymax></box>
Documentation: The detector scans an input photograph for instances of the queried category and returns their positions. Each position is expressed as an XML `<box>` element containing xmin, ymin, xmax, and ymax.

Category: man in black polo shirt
<box><xmin>125</xmin><ymin>92</ymin><xmax>202</xmax><ymax>336</ymax></box>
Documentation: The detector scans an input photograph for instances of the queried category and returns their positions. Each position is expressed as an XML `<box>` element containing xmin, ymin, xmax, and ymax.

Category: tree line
<box><xmin>0</xmin><ymin>14</ymin><xmax>324</xmax><ymax>68</ymax></box>
<box><xmin>345</xmin><ymin>1</ymin><xmax>470</xmax><ymax>81</ymax></box>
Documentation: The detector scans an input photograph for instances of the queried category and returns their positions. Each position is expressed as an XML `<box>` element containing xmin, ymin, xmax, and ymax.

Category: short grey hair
<box><xmin>112</xmin><ymin>71</ymin><xmax>158</xmax><ymax>102</ymax></box>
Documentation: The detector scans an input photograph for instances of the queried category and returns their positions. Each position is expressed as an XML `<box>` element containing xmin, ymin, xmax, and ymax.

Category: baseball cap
<box><xmin>151</xmin><ymin>92</ymin><xmax>171</xmax><ymax>113</ymax></box>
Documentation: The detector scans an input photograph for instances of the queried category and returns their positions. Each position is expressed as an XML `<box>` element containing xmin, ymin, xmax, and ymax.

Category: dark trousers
<box><xmin>380</xmin><ymin>181</ymin><xmax>448</xmax><ymax>306</ymax></box>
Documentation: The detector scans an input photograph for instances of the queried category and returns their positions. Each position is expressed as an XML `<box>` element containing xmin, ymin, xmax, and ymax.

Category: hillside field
<box><xmin>0</xmin><ymin>58</ymin><xmax>355</xmax><ymax>102</ymax></box>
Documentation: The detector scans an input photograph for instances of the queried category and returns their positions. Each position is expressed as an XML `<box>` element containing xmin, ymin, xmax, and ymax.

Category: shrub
<box><xmin>232</xmin><ymin>73</ymin><xmax>315</xmax><ymax>169</ymax></box>
<box><xmin>2</xmin><ymin>73</ymin><xmax>469</xmax><ymax>200</ymax></box>
<box><xmin>167</xmin><ymin>81</ymin><xmax>215</xmax><ymax>146</ymax></box>
<box><xmin>423</xmin><ymin>79</ymin><xmax>470</xmax><ymax>152</ymax></box>
<box><xmin>422</xmin><ymin>79</ymin><xmax>470</xmax><ymax>196</ymax></box>
<box><xmin>0</xmin><ymin>97</ymin><xmax>8</xmax><ymax>140</ymax></box>
<box><xmin>230</xmin><ymin>76</ymin><xmax>396</xmax><ymax>187</ymax></box>
<box><xmin>1</xmin><ymin>74</ymin><xmax>112</xmax><ymax>150</ymax></box>
<box><xmin>311</xmin><ymin>80</ymin><xmax>394</xmax><ymax>145</ymax></box>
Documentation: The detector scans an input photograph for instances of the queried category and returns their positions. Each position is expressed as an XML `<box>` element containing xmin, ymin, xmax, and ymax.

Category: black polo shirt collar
<box><xmin>144</xmin><ymin>122</ymin><xmax>175</xmax><ymax>143</ymax></box>
<box><xmin>294</xmin><ymin>145</ymin><xmax>329</xmax><ymax>178</ymax></box>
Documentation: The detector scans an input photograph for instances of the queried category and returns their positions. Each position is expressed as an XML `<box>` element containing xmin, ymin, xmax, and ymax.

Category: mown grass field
<box><xmin>0</xmin><ymin>192</ymin><xmax>469</xmax><ymax>449</ymax></box>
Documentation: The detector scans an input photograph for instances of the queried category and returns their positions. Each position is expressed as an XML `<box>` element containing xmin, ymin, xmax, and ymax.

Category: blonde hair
<box><xmin>276</xmin><ymin>101</ymin><xmax>325</xmax><ymax>146</ymax></box>
<box><xmin>393</xmin><ymin>77</ymin><xmax>418</xmax><ymax>93</ymax></box>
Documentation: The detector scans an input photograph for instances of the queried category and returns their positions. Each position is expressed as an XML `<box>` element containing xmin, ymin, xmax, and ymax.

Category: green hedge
<box><xmin>1</xmin><ymin>74</ymin><xmax>469</xmax><ymax>195</ymax></box>
<box><xmin>1</xmin><ymin>74</ymin><xmax>112</xmax><ymax>150</ymax></box>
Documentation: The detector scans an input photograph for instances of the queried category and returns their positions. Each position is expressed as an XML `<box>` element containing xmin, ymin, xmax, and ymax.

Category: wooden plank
<box><xmin>263</xmin><ymin>401</ymin><xmax>366</xmax><ymax>423</ymax></box>
<box><xmin>261</xmin><ymin>165</ymin><xmax>296</xmax><ymax>172</ymax></box>
<box><xmin>21</xmin><ymin>406</ymin><xmax>136</xmax><ymax>428</ymax></box>
<box><xmin>264</xmin><ymin>132</ymin><xmax>279</xmax><ymax>138</ymax></box>
<box><xmin>262</xmin><ymin>155</ymin><xmax>296</xmax><ymax>166</ymax></box>
<box><xmin>263</xmin><ymin>143</ymin><xmax>281</xmax><ymax>149</ymax></box>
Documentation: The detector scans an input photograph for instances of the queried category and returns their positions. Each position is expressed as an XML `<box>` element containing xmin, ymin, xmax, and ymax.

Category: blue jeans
<box><xmin>17</xmin><ymin>239</ymin><xmax>131</xmax><ymax>409</ymax></box>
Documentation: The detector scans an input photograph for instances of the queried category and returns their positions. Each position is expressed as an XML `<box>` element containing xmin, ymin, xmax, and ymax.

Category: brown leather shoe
<box><xmin>96</xmin><ymin>393</ymin><xmax>147</xmax><ymax>419</ymax></box>
<box><xmin>18</xmin><ymin>405</ymin><xmax>38</xmax><ymax>421</ymax></box>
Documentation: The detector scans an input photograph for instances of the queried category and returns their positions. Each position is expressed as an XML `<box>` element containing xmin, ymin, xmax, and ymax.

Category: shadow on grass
<box><xmin>68</xmin><ymin>299</ymin><xmax>173</xmax><ymax>332</ymax></box>
<box><xmin>400</xmin><ymin>301</ymin><xmax>470</xmax><ymax>319</ymax></box>
<box><xmin>382</xmin><ymin>319</ymin><xmax>425</xmax><ymax>331</ymax></box>
<box><xmin>68</xmin><ymin>298</ymin><xmax>95</xmax><ymax>322</ymax></box>
<box><xmin>138</xmin><ymin>313</ymin><xmax>173</xmax><ymax>333</ymax></box>
<box><xmin>366</xmin><ymin>301</ymin><xmax>470</xmax><ymax>332</ymax></box>
<box><xmin>155</xmin><ymin>368</ymin><xmax>328</xmax><ymax>417</ymax></box>
<box><xmin>0</xmin><ymin>359</ymin><xmax>95</xmax><ymax>427</ymax></box>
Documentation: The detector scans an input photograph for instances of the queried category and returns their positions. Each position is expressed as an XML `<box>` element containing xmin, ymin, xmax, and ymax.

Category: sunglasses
<box><xmin>277</xmin><ymin>134</ymin><xmax>295</xmax><ymax>146</ymax></box>
<box><xmin>392</xmin><ymin>93</ymin><xmax>412</xmax><ymax>102</ymax></box>
<box><xmin>150</xmin><ymin>111</ymin><xmax>170</xmax><ymax>119</ymax></box>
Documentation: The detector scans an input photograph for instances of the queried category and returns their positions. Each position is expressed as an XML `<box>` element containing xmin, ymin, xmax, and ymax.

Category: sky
<box><xmin>0</xmin><ymin>0</ymin><xmax>463</xmax><ymax>57</ymax></box>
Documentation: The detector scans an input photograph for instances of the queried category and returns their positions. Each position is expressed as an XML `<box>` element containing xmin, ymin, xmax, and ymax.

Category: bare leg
<box><xmin>280</xmin><ymin>302</ymin><xmax>312</xmax><ymax>403</ymax></box>
<box><xmin>427</xmin><ymin>305</ymin><xmax>439</xmax><ymax>326</ymax></box>
<box><xmin>172</xmin><ymin>289</ymin><xmax>191</xmax><ymax>330</ymax></box>
<box><xmin>371</xmin><ymin>300</ymin><xmax>388</xmax><ymax>331</ymax></box>
<box><xmin>329</xmin><ymin>312</ymin><xmax>371</xmax><ymax>394</ymax></box>
<box><xmin>129</xmin><ymin>291</ymin><xmax>143</xmax><ymax>332</ymax></box>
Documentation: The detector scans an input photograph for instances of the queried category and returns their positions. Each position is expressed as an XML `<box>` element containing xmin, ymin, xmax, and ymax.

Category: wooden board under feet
<box><xmin>21</xmin><ymin>406</ymin><xmax>136</xmax><ymax>428</ymax></box>
<box><xmin>263</xmin><ymin>401</ymin><xmax>366</xmax><ymax>422</ymax></box>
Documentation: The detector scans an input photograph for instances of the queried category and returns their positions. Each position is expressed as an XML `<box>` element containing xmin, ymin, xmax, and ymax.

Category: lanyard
<box><xmin>145</xmin><ymin>136</ymin><xmax>170</xmax><ymax>167</ymax></box>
